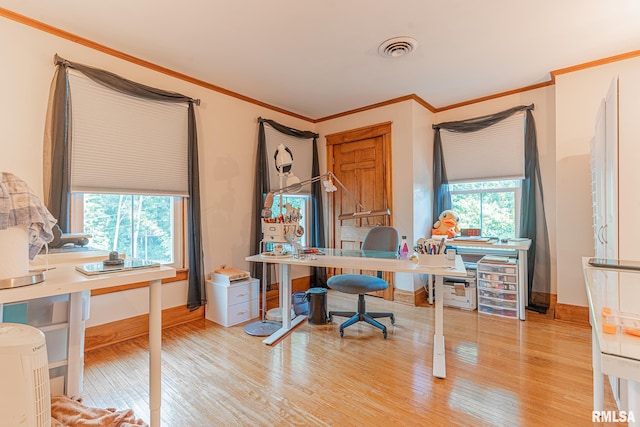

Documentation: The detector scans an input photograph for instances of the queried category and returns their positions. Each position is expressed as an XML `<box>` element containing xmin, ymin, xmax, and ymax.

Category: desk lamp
<box><xmin>263</xmin><ymin>171</ymin><xmax>391</xmax><ymax>221</ymax></box>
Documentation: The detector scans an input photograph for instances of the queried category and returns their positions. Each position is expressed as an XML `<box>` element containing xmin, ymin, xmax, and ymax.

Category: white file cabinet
<box><xmin>206</xmin><ymin>277</ymin><xmax>259</xmax><ymax>327</ymax></box>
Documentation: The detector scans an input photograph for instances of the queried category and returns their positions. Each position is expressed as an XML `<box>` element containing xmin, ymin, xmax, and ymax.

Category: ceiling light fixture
<box><xmin>378</xmin><ymin>36</ymin><xmax>418</xmax><ymax>58</ymax></box>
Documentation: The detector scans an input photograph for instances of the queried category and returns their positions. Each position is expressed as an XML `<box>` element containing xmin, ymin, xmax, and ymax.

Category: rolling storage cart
<box><xmin>477</xmin><ymin>256</ymin><xmax>518</xmax><ymax>318</ymax></box>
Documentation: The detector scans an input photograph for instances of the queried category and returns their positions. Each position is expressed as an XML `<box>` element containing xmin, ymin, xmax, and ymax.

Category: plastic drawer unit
<box><xmin>477</xmin><ymin>257</ymin><xmax>518</xmax><ymax>319</ymax></box>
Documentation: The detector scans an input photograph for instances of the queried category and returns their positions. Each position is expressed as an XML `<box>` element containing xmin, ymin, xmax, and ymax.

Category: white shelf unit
<box><xmin>0</xmin><ymin>291</ymin><xmax>89</xmax><ymax>396</ymax></box>
<box><xmin>205</xmin><ymin>276</ymin><xmax>259</xmax><ymax>327</ymax></box>
<box><xmin>477</xmin><ymin>258</ymin><xmax>519</xmax><ymax>319</ymax></box>
<box><xmin>589</xmin><ymin>75</ymin><xmax>640</xmax><ymax>412</ymax></box>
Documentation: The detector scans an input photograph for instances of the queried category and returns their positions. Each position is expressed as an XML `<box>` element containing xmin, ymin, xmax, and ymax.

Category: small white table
<box><xmin>446</xmin><ymin>238</ymin><xmax>531</xmax><ymax>320</ymax></box>
<box><xmin>582</xmin><ymin>257</ymin><xmax>640</xmax><ymax>421</ymax></box>
<box><xmin>0</xmin><ymin>263</ymin><xmax>175</xmax><ymax>427</ymax></box>
<box><xmin>246</xmin><ymin>249</ymin><xmax>466</xmax><ymax>378</ymax></box>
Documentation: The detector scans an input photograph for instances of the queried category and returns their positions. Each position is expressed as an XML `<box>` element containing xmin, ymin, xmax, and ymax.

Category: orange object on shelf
<box><xmin>601</xmin><ymin>307</ymin><xmax>617</xmax><ymax>334</ymax></box>
<box><xmin>623</xmin><ymin>328</ymin><xmax>640</xmax><ymax>337</ymax></box>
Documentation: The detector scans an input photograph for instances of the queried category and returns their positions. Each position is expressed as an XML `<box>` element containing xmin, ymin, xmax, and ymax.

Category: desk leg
<box><xmin>263</xmin><ymin>263</ymin><xmax>306</xmax><ymax>345</ymax></box>
<box><xmin>149</xmin><ymin>279</ymin><xmax>162</xmax><ymax>427</ymax></box>
<box><xmin>281</xmin><ymin>263</ymin><xmax>291</xmax><ymax>330</ymax></box>
<box><xmin>433</xmin><ymin>274</ymin><xmax>446</xmax><ymax>379</ymax></box>
<box><xmin>517</xmin><ymin>249</ymin><xmax>528</xmax><ymax>321</ymax></box>
<box><xmin>66</xmin><ymin>291</ymin><xmax>85</xmax><ymax>397</ymax></box>
<box><xmin>592</xmin><ymin>328</ymin><xmax>605</xmax><ymax>411</ymax></box>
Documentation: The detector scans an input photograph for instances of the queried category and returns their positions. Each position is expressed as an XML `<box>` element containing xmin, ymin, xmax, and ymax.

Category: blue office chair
<box><xmin>328</xmin><ymin>226</ymin><xmax>399</xmax><ymax>339</ymax></box>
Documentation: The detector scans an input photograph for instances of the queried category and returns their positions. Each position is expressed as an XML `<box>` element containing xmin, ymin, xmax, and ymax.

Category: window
<box><xmin>66</xmin><ymin>70</ymin><xmax>189</xmax><ymax>268</ymax></box>
<box><xmin>449</xmin><ymin>179</ymin><xmax>521</xmax><ymax>239</ymax></box>
<box><xmin>71</xmin><ymin>194</ymin><xmax>184</xmax><ymax>267</ymax></box>
<box><xmin>268</xmin><ymin>193</ymin><xmax>311</xmax><ymax>247</ymax></box>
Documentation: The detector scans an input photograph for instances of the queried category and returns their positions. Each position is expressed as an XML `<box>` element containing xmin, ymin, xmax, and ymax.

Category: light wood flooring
<box><xmin>81</xmin><ymin>291</ymin><xmax>619</xmax><ymax>426</ymax></box>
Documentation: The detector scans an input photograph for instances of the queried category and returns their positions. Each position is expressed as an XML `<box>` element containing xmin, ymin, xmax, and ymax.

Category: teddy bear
<box><xmin>432</xmin><ymin>210</ymin><xmax>460</xmax><ymax>238</ymax></box>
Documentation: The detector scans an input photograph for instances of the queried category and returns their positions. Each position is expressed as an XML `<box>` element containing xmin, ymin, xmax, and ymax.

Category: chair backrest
<box><xmin>361</xmin><ymin>226</ymin><xmax>399</xmax><ymax>252</ymax></box>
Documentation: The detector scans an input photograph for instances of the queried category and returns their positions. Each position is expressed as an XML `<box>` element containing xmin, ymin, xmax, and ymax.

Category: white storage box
<box><xmin>418</xmin><ymin>253</ymin><xmax>455</xmax><ymax>267</ymax></box>
<box><xmin>443</xmin><ymin>281</ymin><xmax>477</xmax><ymax>310</ymax></box>
<box><xmin>206</xmin><ymin>278</ymin><xmax>259</xmax><ymax>327</ymax></box>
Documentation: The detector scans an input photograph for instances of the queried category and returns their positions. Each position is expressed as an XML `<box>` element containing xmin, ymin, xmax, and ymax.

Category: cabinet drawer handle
<box><xmin>236</xmin><ymin>293</ymin><xmax>247</xmax><ymax>298</ymax></box>
<box><xmin>237</xmin><ymin>311</ymin><xmax>247</xmax><ymax>315</ymax></box>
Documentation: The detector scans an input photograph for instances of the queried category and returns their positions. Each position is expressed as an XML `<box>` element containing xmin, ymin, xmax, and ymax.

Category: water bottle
<box><xmin>400</xmin><ymin>235</ymin><xmax>410</xmax><ymax>259</ymax></box>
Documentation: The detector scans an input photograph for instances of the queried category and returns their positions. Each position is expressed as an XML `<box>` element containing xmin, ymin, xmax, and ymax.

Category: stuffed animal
<box><xmin>432</xmin><ymin>210</ymin><xmax>460</xmax><ymax>238</ymax></box>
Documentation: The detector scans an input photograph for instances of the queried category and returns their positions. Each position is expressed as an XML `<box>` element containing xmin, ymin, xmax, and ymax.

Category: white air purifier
<box><xmin>0</xmin><ymin>323</ymin><xmax>51</xmax><ymax>427</ymax></box>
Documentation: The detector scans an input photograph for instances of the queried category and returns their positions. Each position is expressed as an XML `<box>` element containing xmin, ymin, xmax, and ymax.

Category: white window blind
<box><xmin>440</xmin><ymin>112</ymin><xmax>525</xmax><ymax>183</ymax></box>
<box><xmin>68</xmin><ymin>71</ymin><xmax>189</xmax><ymax>196</ymax></box>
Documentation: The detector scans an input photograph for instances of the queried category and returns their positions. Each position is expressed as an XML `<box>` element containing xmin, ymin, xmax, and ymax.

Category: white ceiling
<box><xmin>3</xmin><ymin>1</ymin><xmax>640</xmax><ymax>119</ymax></box>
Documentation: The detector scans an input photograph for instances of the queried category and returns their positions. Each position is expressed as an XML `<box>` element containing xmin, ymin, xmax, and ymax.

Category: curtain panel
<box><xmin>432</xmin><ymin>104</ymin><xmax>550</xmax><ymax>312</ymax></box>
<box><xmin>45</xmin><ymin>54</ymin><xmax>205</xmax><ymax>310</ymax></box>
<box><xmin>251</xmin><ymin>118</ymin><xmax>326</xmax><ymax>291</ymax></box>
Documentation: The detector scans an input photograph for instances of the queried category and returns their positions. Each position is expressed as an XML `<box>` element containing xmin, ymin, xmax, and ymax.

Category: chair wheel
<box><xmin>328</xmin><ymin>315</ymin><xmax>333</xmax><ymax>322</ymax></box>
<box><xmin>383</xmin><ymin>330</ymin><xmax>388</xmax><ymax>339</ymax></box>
<box><xmin>340</xmin><ymin>329</ymin><xmax>344</xmax><ymax>338</ymax></box>
<box><xmin>390</xmin><ymin>315</ymin><xmax>395</xmax><ymax>325</ymax></box>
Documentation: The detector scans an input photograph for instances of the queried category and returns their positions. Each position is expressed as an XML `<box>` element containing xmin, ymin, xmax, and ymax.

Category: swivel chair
<box><xmin>328</xmin><ymin>226</ymin><xmax>399</xmax><ymax>339</ymax></box>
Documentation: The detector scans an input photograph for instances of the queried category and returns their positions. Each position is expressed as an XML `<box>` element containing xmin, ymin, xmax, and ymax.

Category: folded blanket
<box><xmin>51</xmin><ymin>396</ymin><xmax>148</xmax><ymax>427</ymax></box>
<box><xmin>0</xmin><ymin>172</ymin><xmax>57</xmax><ymax>259</ymax></box>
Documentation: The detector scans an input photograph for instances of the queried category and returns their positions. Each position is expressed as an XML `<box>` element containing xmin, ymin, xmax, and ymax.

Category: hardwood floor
<box><xmin>81</xmin><ymin>291</ymin><xmax>618</xmax><ymax>426</ymax></box>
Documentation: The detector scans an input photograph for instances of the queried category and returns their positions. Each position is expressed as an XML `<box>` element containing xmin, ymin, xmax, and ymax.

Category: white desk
<box><xmin>447</xmin><ymin>239</ymin><xmax>531</xmax><ymax>320</ymax></box>
<box><xmin>582</xmin><ymin>257</ymin><xmax>640</xmax><ymax>420</ymax></box>
<box><xmin>246</xmin><ymin>249</ymin><xmax>466</xmax><ymax>378</ymax></box>
<box><xmin>0</xmin><ymin>263</ymin><xmax>175</xmax><ymax>427</ymax></box>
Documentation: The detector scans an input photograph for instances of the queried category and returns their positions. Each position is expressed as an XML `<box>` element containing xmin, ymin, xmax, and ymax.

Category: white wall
<box><xmin>555</xmin><ymin>56</ymin><xmax>640</xmax><ymax>306</ymax></box>
<box><xmin>433</xmin><ymin>86</ymin><xmax>557</xmax><ymax>295</ymax></box>
<box><xmin>0</xmin><ymin>17</ymin><xmax>313</xmax><ymax>324</ymax></box>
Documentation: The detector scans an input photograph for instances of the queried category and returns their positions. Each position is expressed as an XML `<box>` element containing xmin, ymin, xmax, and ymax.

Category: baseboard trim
<box><xmin>85</xmin><ymin>305</ymin><xmax>205</xmax><ymax>352</ymax></box>
<box><xmin>554</xmin><ymin>301</ymin><xmax>589</xmax><ymax>325</ymax></box>
<box><xmin>394</xmin><ymin>288</ymin><xmax>419</xmax><ymax>306</ymax></box>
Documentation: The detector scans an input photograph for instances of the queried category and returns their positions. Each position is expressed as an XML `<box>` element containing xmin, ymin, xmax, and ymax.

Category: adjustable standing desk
<box><xmin>0</xmin><ymin>263</ymin><xmax>175</xmax><ymax>427</ymax></box>
<box><xmin>246</xmin><ymin>249</ymin><xmax>466</xmax><ymax>378</ymax></box>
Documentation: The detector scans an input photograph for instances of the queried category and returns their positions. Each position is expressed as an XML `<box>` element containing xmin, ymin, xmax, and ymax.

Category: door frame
<box><xmin>325</xmin><ymin>121</ymin><xmax>393</xmax><ymax>244</ymax></box>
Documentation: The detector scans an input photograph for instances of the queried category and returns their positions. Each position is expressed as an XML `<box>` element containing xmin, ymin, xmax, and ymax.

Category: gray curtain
<box><xmin>432</xmin><ymin>130</ymin><xmax>451</xmax><ymax>224</ymax></box>
<box><xmin>432</xmin><ymin>104</ymin><xmax>550</xmax><ymax>312</ymax></box>
<box><xmin>46</xmin><ymin>54</ymin><xmax>206</xmax><ymax>310</ymax></box>
<box><xmin>250</xmin><ymin>118</ymin><xmax>326</xmax><ymax>291</ymax></box>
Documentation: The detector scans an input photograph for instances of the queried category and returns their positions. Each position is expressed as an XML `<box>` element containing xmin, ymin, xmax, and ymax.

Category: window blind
<box><xmin>440</xmin><ymin>112</ymin><xmax>525</xmax><ymax>183</ymax></box>
<box><xmin>68</xmin><ymin>71</ymin><xmax>189</xmax><ymax>196</ymax></box>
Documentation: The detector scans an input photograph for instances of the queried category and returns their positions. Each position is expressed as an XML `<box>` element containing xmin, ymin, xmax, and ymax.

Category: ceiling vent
<box><xmin>378</xmin><ymin>37</ymin><xmax>418</xmax><ymax>58</ymax></box>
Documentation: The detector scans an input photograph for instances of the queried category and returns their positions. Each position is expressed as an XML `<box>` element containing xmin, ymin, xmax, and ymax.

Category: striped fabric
<box><xmin>0</xmin><ymin>172</ymin><xmax>57</xmax><ymax>258</ymax></box>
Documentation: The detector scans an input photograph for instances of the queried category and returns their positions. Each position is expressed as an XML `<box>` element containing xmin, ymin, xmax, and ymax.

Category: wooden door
<box><xmin>326</xmin><ymin>122</ymin><xmax>393</xmax><ymax>300</ymax></box>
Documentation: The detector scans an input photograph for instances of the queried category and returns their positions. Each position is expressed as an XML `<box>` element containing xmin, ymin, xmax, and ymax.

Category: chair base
<box><xmin>329</xmin><ymin>294</ymin><xmax>394</xmax><ymax>339</ymax></box>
